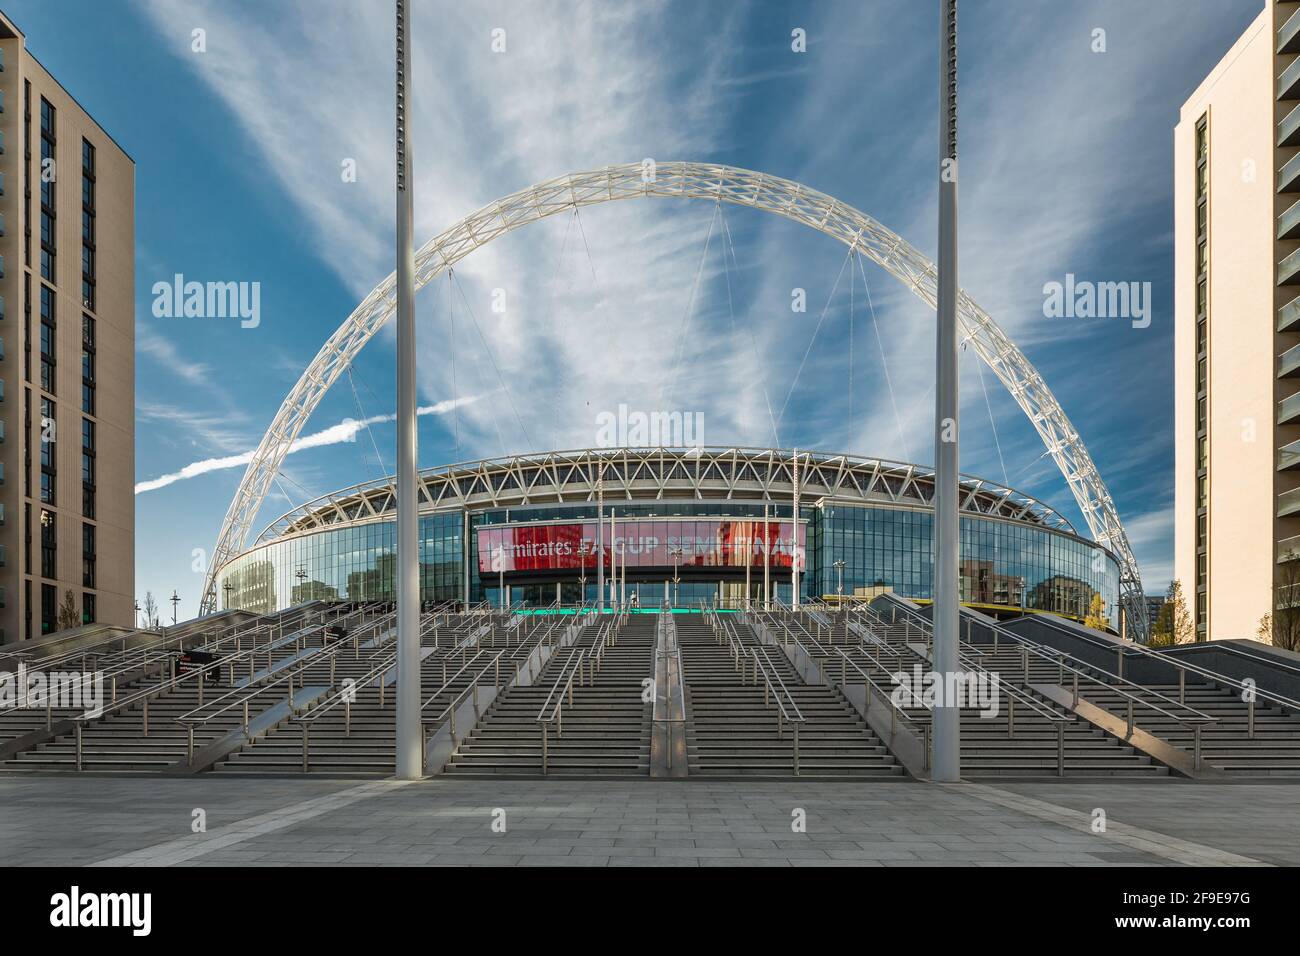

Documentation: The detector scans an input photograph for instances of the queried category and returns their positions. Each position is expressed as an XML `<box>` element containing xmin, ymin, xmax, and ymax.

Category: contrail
<box><xmin>135</xmin><ymin>395</ymin><xmax>481</xmax><ymax>494</ymax></box>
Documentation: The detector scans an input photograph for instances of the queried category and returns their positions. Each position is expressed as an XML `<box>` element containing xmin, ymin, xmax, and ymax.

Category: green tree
<box><xmin>56</xmin><ymin>589</ymin><xmax>80</xmax><ymax>631</ymax></box>
<box><xmin>1083</xmin><ymin>593</ymin><xmax>1108</xmax><ymax>631</ymax></box>
<box><xmin>1151</xmin><ymin>580</ymin><xmax>1192</xmax><ymax>646</ymax></box>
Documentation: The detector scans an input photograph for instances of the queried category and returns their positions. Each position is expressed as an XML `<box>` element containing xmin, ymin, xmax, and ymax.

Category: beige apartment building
<box><xmin>1175</xmin><ymin>1</ymin><xmax>1300</xmax><ymax>641</ymax></box>
<box><xmin>0</xmin><ymin>11</ymin><xmax>133</xmax><ymax>641</ymax></box>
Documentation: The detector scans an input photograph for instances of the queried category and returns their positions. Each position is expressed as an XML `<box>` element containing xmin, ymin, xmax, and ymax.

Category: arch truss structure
<box><xmin>199</xmin><ymin>162</ymin><xmax>1148</xmax><ymax>640</ymax></box>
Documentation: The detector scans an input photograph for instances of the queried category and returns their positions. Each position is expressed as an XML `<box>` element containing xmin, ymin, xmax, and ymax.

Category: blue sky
<box><xmin>6</xmin><ymin>0</ymin><xmax>1265</xmax><ymax>620</ymax></box>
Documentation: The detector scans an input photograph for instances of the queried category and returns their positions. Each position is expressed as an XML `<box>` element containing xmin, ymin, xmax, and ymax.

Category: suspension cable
<box><xmin>450</xmin><ymin>268</ymin><xmax>533</xmax><ymax>452</ymax></box>
<box><xmin>661</xmin><ymin>203</ymin><xmax>719</xmax><ymax>409</ymax></box>
<box><xmin>970</xmin><ymin>342</ymin><xmax>1010</xmax><ymax>486</ymax></box>
<box><xmin>776</xmin><ymin>245</ymin><xmax>852</xmax><ymax>429</ymax></box>
<box><xmin>719</xmin><ymin>206</ymin><xmax>780</xmax><ymax>448</ymax></box>
<box><xmin>855</xmin><ymin>251</ymin><xmax>911</xmax><ymax>463</ymax></box>
<box><xmin>346</xmin><ymin>367</ymin><xmax>388</xmax><ymax>479</ymax></box>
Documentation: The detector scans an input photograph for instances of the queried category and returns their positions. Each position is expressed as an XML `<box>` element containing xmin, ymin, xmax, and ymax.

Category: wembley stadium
<box><xmin>214</xmin><ymin>446</ymin><xmax>1121</xmax><ymax>629</ymax></box>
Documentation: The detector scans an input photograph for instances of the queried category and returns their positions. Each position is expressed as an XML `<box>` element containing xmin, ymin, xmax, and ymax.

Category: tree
<box><xmin>56</xmin><ymin>589</ymin><xmax>80</xmax><ymax>631</ymax></box>
<box><xmin>1257</xmin><ymin>612</ymin><xmax>1273</xmax><ymax>645</ymax></box>
<box><xmin>1151</xmin><ymin>580</ymin><xmax>1193</xmax><ymax>646</ymax></box>
<box><xmin>1273</xmin><ymin>551</ymin><xmax>1300</xmax><ymax>653</ymax></box>
<box><xmin>1083</xmin><ymin>593</ymin><xmax>1109</xmax><ymax>631</ymax></box>
<box><xmin>142</xmin><ymin>591</ymin><xmax>160</xmax><ymax>630</ymax></box>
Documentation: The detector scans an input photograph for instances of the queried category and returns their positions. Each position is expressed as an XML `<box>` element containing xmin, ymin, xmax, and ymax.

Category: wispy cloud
<box><xmin>135</xmin><ymin>395</ymin><xmax>480</xmax><ymax>494</ymax></box>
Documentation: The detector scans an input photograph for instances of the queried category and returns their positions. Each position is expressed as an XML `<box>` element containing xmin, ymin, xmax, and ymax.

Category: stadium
<box><xmin>215</xmin><ymin>446</ymin><xmax>1121</xmax><ymax>629</ymax></box>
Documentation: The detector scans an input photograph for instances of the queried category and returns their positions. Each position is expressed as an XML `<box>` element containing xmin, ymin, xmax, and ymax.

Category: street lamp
<box><xmin>669</xmin><ymin>546</ymin><xmax>683</xmax><ymax>608</ymax></box>
<box><xmin>222</xmin><ymin>581</ymin><xmax>234</xmax><ymax>610</ymax></box>
<box><xmin>833</xmin><ymin>560</ymin><xmax>846</xmax><ymax>600</ymax></box>
<box><xmin>170</xmin><ymin>590</ymin><xmax>180</xmax><ymax>626</ymax></box>
<box><xmin>577</xmin><ymin>541</ymin><xmax>591</xmax><ymax>606</ymax></box>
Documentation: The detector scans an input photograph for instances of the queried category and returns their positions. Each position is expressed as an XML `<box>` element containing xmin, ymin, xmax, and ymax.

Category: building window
<box><xmin>39</xmin><ymin>99</ymin><xmax>55</xmax><ymax>284</ymax></box>
<box><xmin>82</xmin><ymin>592</ymin><xmax>95</xmax><ymax>625</ymax></box>
<box><xmin>40</xmin><ymin>397</ymin><xmax>54</xmax><ymax>505</ymax></box>
<box><xmin>39</xmin><ymin>284</ymin><xmax>55</xmax><ymax>393</ymax></box>
<box><xmin>82</xmin><ymin>522</ymin><xmax>95</xmax><ymax>588</ymax></box>
<box><xmin>40</xmin><ymin>510</ymin><xmax>56</xmax><ymax>580</ymax></box>
<box><xmin>41</xmin><ymin>583</ymin><xmax>55</xmax><ymax>635</ymax></box>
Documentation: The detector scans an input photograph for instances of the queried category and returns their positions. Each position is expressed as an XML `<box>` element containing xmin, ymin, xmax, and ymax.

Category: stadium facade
<box><xmin>215</xmin><ymin>448</ymin><xmax>1121</xmax><ymax>629</ymax></box>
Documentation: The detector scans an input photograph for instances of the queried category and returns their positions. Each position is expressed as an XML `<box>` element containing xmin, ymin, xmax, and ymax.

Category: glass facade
<box><xmin>807</xmin><ymin>503</ymin><xmax>1118</xmax><ymax>626</ymax></box>
<box><xmin>219</xmin><ymin>498</ymin><xmax>1120</xmax><ymax>627</ymax></box>
<box><xmin>220</xmin><ymin>512</ymin><xmax>462</xmax><ymax>614</ymax></box>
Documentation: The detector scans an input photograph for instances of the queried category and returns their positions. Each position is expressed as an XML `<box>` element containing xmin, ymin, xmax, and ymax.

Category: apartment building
<box><xmin>0</xmin><ymin>10</ymin><xmax>133</xmax><ymax>641</ymax></box>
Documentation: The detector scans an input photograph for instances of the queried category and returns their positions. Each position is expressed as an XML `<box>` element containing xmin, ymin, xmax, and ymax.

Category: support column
<box><xmin>931</xmin><ymin>0</ymin><xmax>961</xmax><ymax>784</ymax></box>
<box><xmin>394</xmin><ymin>0</ymin><xmax>421</xmax><ymax>780</ymax></box>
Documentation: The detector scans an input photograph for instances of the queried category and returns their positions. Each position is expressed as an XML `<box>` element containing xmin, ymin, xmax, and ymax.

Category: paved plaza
<box><xmin>0</xmin><ymin>775</ymin><xmax>1295</xmax><ymax>867</ymax></box>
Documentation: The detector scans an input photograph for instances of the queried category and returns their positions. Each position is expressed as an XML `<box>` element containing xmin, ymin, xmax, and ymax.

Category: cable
<box><xmin>661</xmin><ymin>203</ymin><xmax>719</xmax><ymax>409</ymax></box>
<box><xmin>451</xmin><ymin>268</ymin><xmax>533</xmax><ymax>451</ymax></box>
<box><xmin>719</xmin><ymin>207</ymin><xmax>780</xmax><ymax>447</ymax></box>
<box><xmin>347</xmin><ymin>367</ymin><xmax>387</xmax><ymax>479</ymax></box>
<box><xmin>776</xmin><ymin>245</ymin><xmax>852</xmax><ymax>429</ymax></box>
<box><xmin>855</xmin><ymin>251</ymin><xmax>911</xmax><ymax>463</ymax></box>
<box><xmin>971</xmin><ymin>344</ymin><xmax>1010</xmax><ymax>487</ymax></box>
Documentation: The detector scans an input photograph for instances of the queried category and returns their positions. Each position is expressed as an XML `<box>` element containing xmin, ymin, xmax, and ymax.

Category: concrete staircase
<box><xmin>680</xmin><ymin>616</ymin><xmax>902</xmax><ymax>778</ymax></box>
<box><xmin>443</xmin><ymin>617</ymin><xmax>654</xmax><ymax>777</ymax></box>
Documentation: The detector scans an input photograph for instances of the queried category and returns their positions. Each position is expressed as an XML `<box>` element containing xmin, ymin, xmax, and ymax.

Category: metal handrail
<box><xmin>536</xmin><ymin>645</ymin><xmax>590</xmax><ymax>774</ymax></box>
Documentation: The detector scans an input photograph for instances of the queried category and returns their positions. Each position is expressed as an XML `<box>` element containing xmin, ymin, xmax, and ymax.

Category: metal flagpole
<box><xmin>932</xmin><ymin>0</ymin><xmax>961</xmax><ymax>783</ymax></box>
<box><xmin>394</xmin><ymin>0</ymin><xmax>421</xmax><ymax>780</ymax></box>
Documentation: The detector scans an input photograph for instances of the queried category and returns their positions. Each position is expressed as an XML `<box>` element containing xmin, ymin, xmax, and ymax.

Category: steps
<box><xmin>680</xmin><ymin>616</ymin><xmax>902</xmax><ymax>778</ymax></box>
<box><xmin>443</xmin><ymin>617</ymin><xmax>655</xmax><ymax>777</ymax></box>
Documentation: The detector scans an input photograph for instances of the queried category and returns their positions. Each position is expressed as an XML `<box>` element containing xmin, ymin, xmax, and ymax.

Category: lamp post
<box><xmin>931</xmin><ymin>0</ymin><xmax>962</xmax><ymax>783</ymax></box>
<box><xmin>833</xmin><ymin>560</ymin><xmax>846</xmax><ymax>600</ymax></box>
<box><xmin>222</xmin><ymin>581</ymin><xmax>234</xmax><ymax>610</ymax></box>
<box><xmin>170</xmin><ymin>590</ymin><xmax>180</xmax><ymax>626</ymax></box>
<box><xmin>393</xmin><ymin>0</ymin><xmax>421</xmax><ymax>780</ymax></box>
<box><xmin>669</xmin><ymin>546</ymin><xmax>683</xmax><ymax>608</ymax></box>
<box><xmin>578</xmin><ymin>541</ymin><xmax>591</xmax><ymax>605</ymax></box>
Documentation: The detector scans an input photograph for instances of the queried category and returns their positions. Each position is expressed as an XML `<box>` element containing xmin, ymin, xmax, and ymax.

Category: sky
<box><xmin>4</xmin><ymin>0</ymin><xmax>1266</xmax><ymax>621</ymax></box>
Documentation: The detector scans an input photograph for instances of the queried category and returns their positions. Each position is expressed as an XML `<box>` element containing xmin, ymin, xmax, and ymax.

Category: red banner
<box><xmin>476</xmin><ymin>519</ymin><xmax>804</xmax><ymax>574</ymax></box>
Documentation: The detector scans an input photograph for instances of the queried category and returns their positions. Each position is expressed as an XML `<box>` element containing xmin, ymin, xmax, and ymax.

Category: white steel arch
<box><xmin>200</xmin><ymin>161</ymin><xmax>1147</xmax><ymax>640</ymax></box>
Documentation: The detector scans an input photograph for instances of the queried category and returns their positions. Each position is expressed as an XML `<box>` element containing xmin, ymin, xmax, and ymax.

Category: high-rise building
<box><xmin>0</xmin><ymin>10</ymin><xmax>133</xmax><ymax>641</ymax></box>
<box><xmin>1176</xmin><ymin>1</ymin><xmax>1300</xmax><ymax>642</ymax></box>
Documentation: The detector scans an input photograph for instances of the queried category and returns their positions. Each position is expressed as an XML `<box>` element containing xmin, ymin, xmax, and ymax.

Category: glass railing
<box><xmin>1279</xmin><ymin>486</ymin><xmax>1300</xmax><ymax>518</ymax></box>
<box><xmin>1281</xmin><ymin>292</ymin><xmax>1300</xmax><ymax>332</ymax></box>
<box><xmin>1280</xmin><ymin>390</ymin><xmax>1300</xmax><ymax>425</ymax></box>
<box><xmin>1282</xmin><ymin>5</ymin><xmax>1300</xmax><ymax>55</ymax></box>
<box><xmin>1280</xmin><ymin>439</ymin><xmax>1300</xmax><ymax>471</ymax></box>
<box><xmin>1281</xmin><ymin>341</ymin><xmax>1300</xmax><ymax>377</ymax></box>
<box><xmin>1282</xmin><ymin>199</ymin><xmax>1300</xmax><ymax>240</ymax></box>
<box><xmin>1282</xmin><ymin>152</ymin><xmax>1300</xmax><ymax>193</ymax></box>
<box><xmin>1279</xmin><ymin>534</ymin><xmax>1300</xmax><ymax>563</ymax></box>
<box><xmin>1280</xmin><ymin>102</ymin><xmax>1300</xmax><ymax>148</ymax></box>
<box><xmin>1279</xmin><ymin>246</ymin><xmax>1300</xmax><ymax>284</ymax></box>
<box><xmin>1282</xmin><ymin>53</ymin><xmax>1300</xmax><ymax>101</ymax></box>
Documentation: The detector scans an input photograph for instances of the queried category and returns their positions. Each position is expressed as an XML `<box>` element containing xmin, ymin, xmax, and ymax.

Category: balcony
<box><xmin>1282</xmin><ymin>487</ymin><xmax>1300</xmax><ymax>518</ymax></box>
<box><xmin>1281</xmin><ymin>534</ymin><xmax>1300</xmax><ymax>563</ymax></box>
<box><xmin>1280</xmin><ymin>246</ymin><xmax>1300</xmax><ymax>285</ymax></box>
<box><xmin>1281</xmin><ymin>102</ymin><xmax>1300</xmax><ymax>147</ymax></box>
<box><xmin>1282</xmin><ymin>199</ymin><xmax>1300</xmax><ymax>240</ymax></box>
<box><xmin>1283</xmin><ymin>293</ymin><xmax>1300</xmax><ymax>332</ymax></box>
<box><xmin>1282</xmin><ymin>342</ymin><xmax>1300</xmax><ymax>378</ymax></box>
<box><xmin>1281</xmin><ymin>438</ymin><xmax>1300</xmax><ymax>470</ymax></box>
<box><xmin>1283</xmin><ymin>5</ymin><xmax>1300</xmax><ymax>54</ymax></box>
<box><xmin>1282</xmin><ymin>54</ymin><xmax>1300</xmax><ymax>100</ymax></box>
<box><xmin>1282</xmin><ymin>390</ymin><xmax>1300</xmax><ymax>425</ymax></box>
<box><xmin>1282</xmin><ymin>152</ymin><xmax>1300</xmax><ymax>193</ymax></box>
